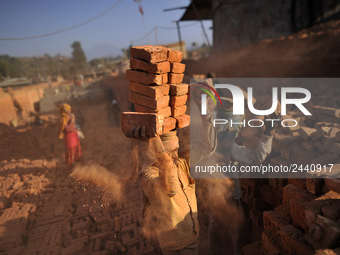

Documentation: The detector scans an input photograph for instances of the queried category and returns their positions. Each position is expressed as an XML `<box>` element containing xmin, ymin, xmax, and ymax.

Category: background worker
<box><xmin>58</xmin><ymin>103</ymin><xmax>83</xmax><ymax>172</ymax></box>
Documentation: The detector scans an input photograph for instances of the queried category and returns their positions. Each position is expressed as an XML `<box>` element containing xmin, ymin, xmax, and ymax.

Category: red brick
<box><xmin>169</xmin><ymin>83</ymin><xmax>188</xmax><ymax>96</ymax></box>
<box><xmin>263</xmin><ymin>210</ymin><xmax>289</xmax><ymax>234</ymax></box>
<box><xmin>282</xmin><ymin>117</ymin><xmax>303</xmax><ymax>132</ymax></box>
<box><xmin>126</xmin><ymin>69</ymin><xmax>167</xmax><ymax>85</ymax></box>
<box><xmin>268</xmin><ymin>177</ymin><xmax>287</xmax><ymax>192</ymax></box>
<box><xmin>298</xmin><ymin>127</ymin><xmax>317</xmax><ymax>140</ymax></box>
<box><xmin>324</xmin><ymin>178</ymin><xmax>340</xmax><ymax>194</ymax></box>
<box><xmin>170</xmin><ymin>62</ymin><xmax>185</xmax><ymax>73</ymax></box>
<box><xmin>121</xmin><ymin>112</ymin><xmax>163</xmax><ymax>137</ymax></box>
<box><xmin>89</xmin><ymin>232</ymin><xmax>110</xmax><ymax>241</ymax></box>
<box><xmin>331</xmin><ymin>142</ymin><xmax>340</xmax><ymax>154</ymax></box>
<box><xmin>269</xmin><ymin>156</ymin><xmax>290</xmax><ymax>167</ymax></box>
<box><xmin>322</xmin><ymin>204</ymin><xmax>340</xmax><ymax>221</ymax></box>
<box><xmin>175</xmin><ymin>114</ymin><xmax>190</xmax><ymax>129</ymax></box>
<box><xmin>91</xmin><ymin>251</ymin><xmax>109</xmax><ymax>255</ymax></box>
<box><xmin>279</xmin><ymin>225</ymin><xmax>314</xmax><ymax>255</ymax></box>
<box><xmin>94</xmin><ymin>238</ymin><xmax>101</xmax><ymax>251</ymax></box>
<box><xmin>313</xmin><ymin>105</ymin><xmax>340</xmax><ymax>118</ymax></box>
<box><xmin>5</xmin><ymin>246</ymin><xmax>25</xmax><ymax>255</ymax></box>
<box><xmin>121</xmin><ymin>223</ymin><xmax>137</xmax><ymax>233</ymax></box>
<box><xmin>310</xmin><ymin>126</ymin><xmax>331</xmax><ymax>141</ymax></box>
<box><xmin>259</xmin><ymin>184</ymin><xmax>282</xmax><ymax>207</ymax></box>
<box><xmin>277</xmin><ymin>132</ymin><xmax>302</xmax><ymax>146</ymax></box>
<box><xmin>305</xmin><ymin>215</ymin><xmax>340</xmax><ymax>249</ymax></box>
<box><xmin>129</xmin><ymin>82</ymin><xmax>169</xmax><ymax>99</ymax></box>
<box><xmin>317</xmin><ymin>114</ymin><xmax>340</xmax><ymax>123</ymax></box>
<box><xmin>171</xmin><ymin>105</ymin><xmax>187</xmax><ymax>117</ymax></box>
<box><xmin>135</xmin><ymin>104</ymin><xmax>171</xmax><ymax>117</ymax></box>
<box><xmin>129</xmin><ymin>91</ymin><xmax>169</xmax><ymax>110</ymax></box>
<box><xmin>280</xmin><ymin>147</ymin><xmax>291</xmax><ymax>160</ymax></box>
<box><xmin>71</xmin><ymin>221</ymin><xmax>89</xmax><ymax>235</ymax></box>
<box><xmin>113</xmin><ymin>241</ymin><xmax>125</xmax><ymax>252</ymax></box>
<box><xmin>163</xmin><ymin>117</ymin><xmax>176</xmax><ymax>133</ymax></box>
<box><xmin>170</xmin><ymin>95</ymin><xmax>187</xmax><ymax>107</ymax></box>
<box><xmin>261</xmin><ymin>230</ymin><xmax>281</xmax><ymax>255</ymax></box>
<box><xmin>167</xmin><ymin>48</ymin><xmax>183</xmax><ymax>62</ymax></box>
<box><xmin>290</xmin><ymin>146</ymin><xmax>316</xmax><ymax>165</ymax></box>
<box><xmin>290</xmin><ymin>197</ymin><xmax>310</xmax><ymax>232</ymax></box>
<box><xmin>306</xmin><ymin>172</ymin><xmax>324</xmax><ymax>195</ymax></box>
<box><xmin>283</xmin><ymin>184</ymin><xmax>315</xmax><ymax>205</ymax></box>
<box><xmin>305</xmin><ymin>191</ymin><xmax>340</xmax><ymax>227</ymax></box>
<box><xmin>130</xmin><ymin>58</ymin><xmax>170</xmax><ymax>74</ymax></box>
<box><xmin>62</xmin><ymin>233</ymin><xmax>72</xmax><ymax>247</ymax></box>
<box><xmin>98</xmin><ymin>223</ymin><xmax>109</xmax><ymax>233</ymax></box>
<box><xmin>61</xmin><ymin>240</ymin><xmax>86</xmax><ymax>255</ymax></box>
<box><xmin>168</xmin><ymin>73</ymin><xmax>184</xmax><ymax>84</ymax></box>
<box><xmin>105</xmin><ymin>240</ymin><xmax>114</xmax><ymax>251</ymax></box>
<box><xmin>288</xmin><ymin>178</ymin><xmax>306</xmax><ymax>190</ymax></box>
<box><xmin>336</xmin><ymin>131</ymin><xmax>340</xmax><ymax>142</ymax></box>
<box><xmin>301</xmin><ymin>141</ymin><xmax>315</xmax><ymax>151</ymax></box>
<box><xmin>130</xmin><ymin>45</ymin><xmax>167</xmax><ymax>63</ymax></box>
<box><xmin>241</xmin><ymin>241</ymin><xmax>261</xmax><ymax>255</ymax></box>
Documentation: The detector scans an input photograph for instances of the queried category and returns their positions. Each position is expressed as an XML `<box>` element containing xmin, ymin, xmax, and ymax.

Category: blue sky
<box><xmin>0</xmin><ymin>0</ymin><xmax>212</xmax><ymax>60</ymax></box>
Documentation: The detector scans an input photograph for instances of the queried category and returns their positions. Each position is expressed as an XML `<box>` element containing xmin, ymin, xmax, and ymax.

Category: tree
<box><xmin>71</xmin><ymin>41</ymin><xmax>87</xmax><ymax>74</ymax></box>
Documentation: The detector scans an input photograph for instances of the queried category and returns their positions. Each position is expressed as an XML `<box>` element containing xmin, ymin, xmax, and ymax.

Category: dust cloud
<box><xmin>196</xmin><ymin>178</ymin><xmax>245</xmax><ymax>247</ymax></box>
<box><xmin>70</xmin><ymin>162</ymin><xmax>124</xmax><ymax>201</ymax></box>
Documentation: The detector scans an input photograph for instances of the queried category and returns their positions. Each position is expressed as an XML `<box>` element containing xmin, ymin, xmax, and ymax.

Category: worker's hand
<box><xmin>264</xmin><ymin>114</ymin><xmax>281</xmax><ymax>136</ymax></box>
<box><xmin>131</xmin><ymin>125</ymin><xmax>166</xmax><ymax>155</ymax></box>
<box><xmin>131</xmin><ymin>125</ymin><xmax>148</xmax><ymax>141</ymax></box>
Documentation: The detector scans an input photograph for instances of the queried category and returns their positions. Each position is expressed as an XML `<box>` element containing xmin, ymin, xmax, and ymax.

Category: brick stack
<box><xmin>124</xmin><ymin>45</ymin><xmax>189</xmax><ymax>136</ymax></box>
<box><xmin>242</xmin><ymin>85</ymin><xmax>340</xmax><ymax>254</ymax></box>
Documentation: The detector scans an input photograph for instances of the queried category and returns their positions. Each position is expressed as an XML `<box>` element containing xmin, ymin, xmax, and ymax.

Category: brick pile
<box><xmin>271</xmin><ymin>105</ymin><xmax>340</xmax><ymax>168</ymax></box>
<box><xmin>242</xmin><ymin>97</ymin><xmax>340</xmax><ymax>254</ymax></box>
<box><xmin>123</xmin><ymin>45</ymin><xmax>189</xmax><ymax>135</ymax></box>
<box><xmin>241</xmin><ymin>172</ymin><xmax>340</xmax><ymax>254</ymax></box>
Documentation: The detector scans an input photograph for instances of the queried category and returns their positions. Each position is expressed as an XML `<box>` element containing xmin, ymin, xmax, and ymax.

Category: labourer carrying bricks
<box><xmin>58</xmin><ymin>103</ymin><xmax>83</xmax><ymax>172</ymax></box>
<box><xmin>129</xmin><ymin>126</ymin><xmax>199</xmax><ymax>255</ymax></box>
<box><xmin>122</xmin><ymin>45</ymin><xmax>207</xmax><ymax>254</ymax></box>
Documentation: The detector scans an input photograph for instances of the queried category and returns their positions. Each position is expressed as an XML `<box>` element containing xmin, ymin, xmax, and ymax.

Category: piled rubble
<box><xmin>124</xmin><ymin>45</ymin><xmax>189</xmax><ymax>134</ymax></box>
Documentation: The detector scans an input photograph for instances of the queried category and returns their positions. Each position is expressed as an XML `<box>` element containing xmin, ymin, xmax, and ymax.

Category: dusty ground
<box><xmin>0</xmin><ymin>101</ymin><xmax>151</xmax><ymax>254</ymax></box>
<box><xmin>1</xmin><ymin>19</ymin><xmax>340</xmax><ymax>255</ymax></box>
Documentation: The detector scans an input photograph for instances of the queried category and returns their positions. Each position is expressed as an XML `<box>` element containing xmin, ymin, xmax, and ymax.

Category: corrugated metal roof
<box><xmin>179</xmin><ymin>0</ymin><xmax>212</xmax><ymax>21</ymax></box>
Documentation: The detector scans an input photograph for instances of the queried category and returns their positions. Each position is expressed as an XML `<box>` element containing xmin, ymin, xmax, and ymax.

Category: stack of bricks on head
<box><xmin>122</xmin><ymin>45</ymin><xmax>190</xmax><ymax>137</ymax></box>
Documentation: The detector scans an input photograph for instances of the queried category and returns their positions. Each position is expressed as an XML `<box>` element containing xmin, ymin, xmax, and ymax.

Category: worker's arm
<box><xmin>132</xmin><ymin>125</ymin><xmax>177</xmax><ymax>196</ymax></box>
<box><xmin>231</xmin><ymin>115</ymin><xmax>280</xmax><ymax>164</ymax></box>
<box><xmin>231</xmin><ymin>134</ymin><xmax>273</xmax><ymax>164</ymax></box>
